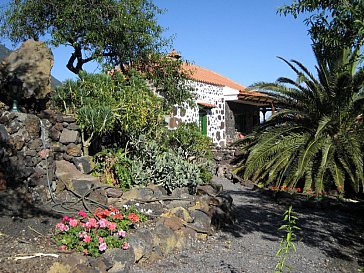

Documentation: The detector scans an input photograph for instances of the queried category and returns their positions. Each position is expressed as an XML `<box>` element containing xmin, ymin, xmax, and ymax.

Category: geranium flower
<box><xmin>78</xmin><ymin>211</ymin><xmax>87</xmax><ymax>218</ymax></box>
<box><xmin>127</xmin><ymin>213</ymin><xmax>140</xmax><ymax>223</ymax></box>
<box><xmin>83</xmin><ymin>249</ymin><xmax>88</xmax><ymax>255</ymax></box>
<box><xmin>79</xmin><ymin>231</ymin><xmax>87</xmax><ymax>238</ymax></box>
<box><xmin>109</xmin><ymin>206</ymin><xmax>119</xmax><ymax>214</ymax></box>
<box><xmin>107</xmin><ymin>222</ymin><xmax>117</xmax><ymax>231</ymax></box>
<box><xmin>99</xmin><ymin>242</ymin><xmax>107</xmax><ymax>252</ymax></box>
<box><xmin>296</xmin><ymin>188</ymin><xmax>301</xmax><ymax>193</ymax></box>
<box><xmin>62</xmin><ymin>216</ymin><xmax>70</xmax><ymax>223</ymax></box>
<box><xmin>56</xmin><ymin>223</ymin><xmax>69</xmax><ymax>232</ymax></box>
<box><xmin>83</xmin><ymin>235</ymin><xmax>91</xmax><ymax>243</ymax></box>
<box><xmin>87</xmin><ymin>218</ymin><xmax>97</xmax><ymax>228</ymax></box>
<box><xmin>117</xmin><ymin>230</ymin><xmax>126</xmax><ymax>238</ymax></box>
<box><xmin>69</xmin><ymin>218</ymin><xmax>78</xmax><ymax>227</ymax></box>
<box><xmin>98</xmin><ymin>237</ymin><xmax>104</xmax><ymax>244</ymax></box>
<box><xmin>60</xmin><ymin>245</ymin><xmax>67</xmax><ymax>251</ymax></box>
<box><xmin>98</xmin><ymin>219</ymin><xmax>108</xmax><ymax>228</ymax></box>
<box><xmin>122</xmin><ymin>242</ymin><xmax>129</xmax><ymax>250</ymax></box>
<box><xmin>112</xmin><ymin>213</ymin><xmax>124</xmax><ymax>220</ymax></box>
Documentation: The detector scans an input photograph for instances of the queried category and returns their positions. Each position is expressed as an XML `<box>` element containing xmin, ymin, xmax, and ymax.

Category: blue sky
<box><xmin>2</xmin><ymin>0</ymin><xmax>317</xmax><ymax>86</ymax></box>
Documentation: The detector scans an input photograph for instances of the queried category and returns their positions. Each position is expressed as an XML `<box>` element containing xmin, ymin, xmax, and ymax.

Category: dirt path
<box><xmin>132</xmin><ymin>177</ymin><xmax>364</xmax><ymax>273</ymax></box>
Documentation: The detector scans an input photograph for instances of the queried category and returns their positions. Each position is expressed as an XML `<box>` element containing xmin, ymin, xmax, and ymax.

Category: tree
<box><xmin>278</xmin><ymin>0</ymin><xmax>364</xmax><ymax>49</ymax></box>
<box><xmin>234</xmin><ymin>48</ymin><xmax>364</xmax><ymax>195</ymax></box>
<box><xmin>0</xmin><ymin>0</ymin><xmax>165</xmax><ymax>74</ymax></box>
<box><xmin>0</xmin><ymin>0</ymin><xmax>194</xmax><ymax>108</ymax></box>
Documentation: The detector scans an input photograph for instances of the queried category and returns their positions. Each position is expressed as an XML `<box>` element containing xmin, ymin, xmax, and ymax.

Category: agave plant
<box><xmin>235</xmin><ymin>48</ymin><xmax>364</xmax><ymax>195</ymax></box>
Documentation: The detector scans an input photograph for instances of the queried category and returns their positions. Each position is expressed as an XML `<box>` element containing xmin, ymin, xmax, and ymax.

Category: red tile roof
<box><xmin>182</xmin><ymin>63</ymin><xmax>247</xmax><ymax>91</ymax></box>
<box><xmin>197</xmin><ymin>101</ymin><xmax>216</xmax><ymax>108</ymax></box>
<box><xmin>181</xmin><ymin>62</ymin><xmax>272</xmax><ymax>103</ymax></box>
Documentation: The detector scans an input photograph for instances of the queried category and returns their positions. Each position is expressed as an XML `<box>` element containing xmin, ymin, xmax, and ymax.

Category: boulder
<box><xmin>4</xmin><ymin>39</ymin><xmax>54</xmax><ymax>100</ymax></box>
<box><xmin>59</xmin><ymin>128</ymin><xmax>79</xmax><ymax>144</ymax></box>
<box><xmin>128</xmin><ymin>229</ymin><xmax>153</xmax><ymax>263</ymax></box>
<box><xmin>103</xmin><ymin>248</ymin><xmax>135</xmax><ymax>273</ymax></box>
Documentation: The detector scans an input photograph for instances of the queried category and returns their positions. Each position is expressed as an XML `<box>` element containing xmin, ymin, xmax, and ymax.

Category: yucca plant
<box><xmin>235</xmin><ymin>47</ymin><xmax>364</xmax><ymax>195</ymax></box>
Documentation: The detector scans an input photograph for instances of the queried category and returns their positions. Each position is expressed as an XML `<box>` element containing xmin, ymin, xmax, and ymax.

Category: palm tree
<box><xmin>234</xmin><ymin>48</ymin><xmax>364</xmax><ymax>195</ymax></box>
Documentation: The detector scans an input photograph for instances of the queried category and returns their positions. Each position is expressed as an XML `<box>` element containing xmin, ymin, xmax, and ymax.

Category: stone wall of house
<box><xmin>171</xmin><ymin>81</ymin><xmax>227</xmax><ymax>147</ymax></box>
<box><xmin>0</xmin><ymin>109</ymin><xmax>91</xmax><ymax>201</ymax></box>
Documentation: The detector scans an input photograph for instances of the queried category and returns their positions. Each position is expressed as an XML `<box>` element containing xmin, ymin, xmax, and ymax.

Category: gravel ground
<box><xmin>132</xmin><ymin>177</ymin><xmax>364</xmax><ymax>273</ymax></box>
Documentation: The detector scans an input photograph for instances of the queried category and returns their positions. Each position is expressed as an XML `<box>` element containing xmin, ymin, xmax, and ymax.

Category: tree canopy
<box><xmin>278</xmin><ymin>0</ymin><xmax>364</xmax><ymax>63</ymax></box>
<box><xmin>0</xmin><ymin>0</ymin><xmax>194</xmax><ymax>108</ymax></box>
<box><xmin>235</xmin><ymin>48</ymin><xmax>364</xmax><ymax>194</ymax></box>
<box><xmin>0</xmin><ymin>0</ymin><xmax>166</xmax><ymax>74</ymax></box>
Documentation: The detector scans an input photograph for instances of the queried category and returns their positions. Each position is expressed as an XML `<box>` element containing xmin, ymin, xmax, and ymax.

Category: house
<box><xmin>167</xmin><ymin>50</ymin><xmax>274</xmax><ymax>147</ymax></box>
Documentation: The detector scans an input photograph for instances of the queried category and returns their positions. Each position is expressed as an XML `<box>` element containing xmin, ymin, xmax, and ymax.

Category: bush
<box><xmin>163</xmin><ymin>123</ymin><xmax>214</xmax><ymax>183</ymax></box>
<box><xmin>129</xmin><ymin>136</ymin><xmax>203</xmax><ymax>194</ymax></box>
<box><xmin>93</xmin><ymin>148</ymin><xmax>133</xmax><ymax>190</ymax></box>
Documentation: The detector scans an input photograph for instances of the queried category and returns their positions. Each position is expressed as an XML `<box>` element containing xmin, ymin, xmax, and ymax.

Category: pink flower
<box><xmin>69</xmin><ymin>218</ymin><xmax>78</xmax><ymax>227</ymax></box>
<box><xmin>122</xmin><ymin>242</ymin><xmax>129</xmax><ymax>250</ymax></box>
<box><xmin>62</xmin><ymin>216</ymin><xmax>70</xmax><ymax>223</ymax></box>
<box><xmin>86</xmin><ymin>218</ymin><xmax>98</xmax><ymax>228</ymax></box>
<box><xmin>99</xmin><ymin>242</ymin><xmax>107</xmax><ymax>252</ymax></box>
<box><xmin>98</xmin><ymin>219</ymin><xmax>108</xmax><ymax>228</ymax></box>
<box><xmin>117</xmin><ymin>230</ymin><xmax>126</xmax><ymax>238</ymax></box>
<box><xmin>56</xmin><ymin>223</ymin><xmax>69</xmax><ymax>232</ymax></box>
<box><xmin>78</xmin><ymin>211</ymin><xmax>87</xmax><ymax>218</ymax></box>
<box><xmin>83</xmin><ymin>249</ymin><xmax>88</xmax><ymax>255</ymax></box>
<box><xmin>60</xmin><ymin>245</ymin><xmax>67</xmax><ymax>251</ymax></box>
<box><xmin>79</xmin><ymin>231</ymin><xmax>87</xmax><ymax>238</ymax></box>
<box><xmin>83</xmin><ymin>235</ymin><xmax>91</xmax><ymax>243</ymax></box>
<box><xmin>98</xmin><ymin>237</ymin><xmax>104</xmax><ymax>244</ymax></box>
<box><xmin>107</xmin><ymin>222</ymin><xmax>117</xmax><ymax>231</ymax></box>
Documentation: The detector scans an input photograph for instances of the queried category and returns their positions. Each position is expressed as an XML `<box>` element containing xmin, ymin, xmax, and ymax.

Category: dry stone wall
<box><xmin>0</xmin><ymin>109</ymin><xmax>92</xmax><ymax>201</ymax></box>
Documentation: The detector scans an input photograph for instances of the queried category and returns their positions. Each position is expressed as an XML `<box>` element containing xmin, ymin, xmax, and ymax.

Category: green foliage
<box><xmin>52</xmin><ymin>71</ymin><xmax>166</xmax><ymax>154</ymax></box>
<box><xmin>138</xmin><ymin>52</ymin><xmax>195</xmax><ymax>108</ymax></box>
<box><xmin>163</xmin><ymin>122</ymin><xmax>214</xmax><ymax>183</ymax></box>
<box><xmin>164</xmin><ymin>123</ymin><xmax>212</xmax><ymax>159</ymax></box>
<box><xmin>93</xmin><ymin>149</ymin><xmax>133</xmax><ymax>190</ymax></box>
<box><xmin>278</xmin><ymin>0</ymin><xmax>364</xmax><ymax>63</ymax></box>
<box><xmin>128</xmin><ymin>136</ymin><xmax>204</xmax><ymax>194</ymax></box>
<box><xmin>0</xmin><ymin>1</ymin><xmax>194</xmax><ymax>107</ymax></box>
<box><xmin>234</xmin><ymin>48</ymin><xmax>364</xmax><ymax>195</ymax></box>
<box><xmin>0</xmin><ymin>0</ymin><xmax>165</xmax><ymax>74</ymax></box>
<box><xmin>275</xmin><ymin>206</ymin><xmax>300</xmax><ymax>273</ymax></box>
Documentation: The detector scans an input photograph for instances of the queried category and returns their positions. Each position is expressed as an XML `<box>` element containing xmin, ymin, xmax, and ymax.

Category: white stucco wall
<box><xmin>173</xmin><ymin>80</ymin><xmax>227</xmax><ymax>147</ymax></box>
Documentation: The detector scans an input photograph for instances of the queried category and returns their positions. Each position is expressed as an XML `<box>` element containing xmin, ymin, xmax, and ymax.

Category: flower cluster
<box><xmin>270</xmin><ymin>185</ymin><xmax>333</xmax><ymax>199</ymax></box>
<box><xmin>53</xmin><ymin>205</ymin><xmax>146</xmax><ymax>256</ymax></box>
<box><xmin>271</xmin><ymin>185</ymin><xmax>301</xmax><ymax>193</ymax></box>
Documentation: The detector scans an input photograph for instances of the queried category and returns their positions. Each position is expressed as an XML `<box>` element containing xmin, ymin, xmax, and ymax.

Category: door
<box><xmin>199</xmin><ymin>109</ymin><xmax>207</xmax><ymax>135</ymax></box>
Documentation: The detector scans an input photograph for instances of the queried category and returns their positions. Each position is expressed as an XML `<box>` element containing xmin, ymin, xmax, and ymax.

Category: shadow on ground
<box><xmin>220</xmin><ymin>187</ymin><xmax>364</xmax><ymax>267</ymax></box>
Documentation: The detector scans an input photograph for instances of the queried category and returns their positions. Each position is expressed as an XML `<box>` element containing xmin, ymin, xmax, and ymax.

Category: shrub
<box><xmin>93</xmin><ymin>148</ymin><xmax>133</xmax><ymax>190</ymax></box>
<box><xmin>129</xmin><ymin>136</ymin><xmax>204</xmax><ymax>193</ymax></box>
<box><xmin>162</xmin><ymin>123</ymin><xmax>214</xmax><ymax>183</ymax></box>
